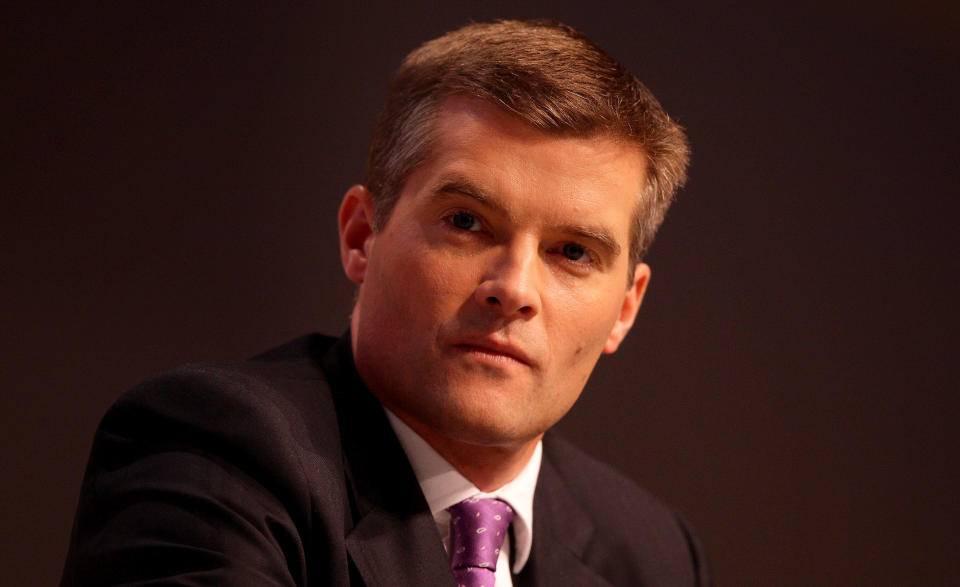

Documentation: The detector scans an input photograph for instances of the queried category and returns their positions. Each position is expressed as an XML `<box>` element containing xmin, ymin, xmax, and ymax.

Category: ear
<box><xmin>603</xmin><ymin>263</ymin><xmax>651</xmax><ymax>354</ymax></box>
<box><xmin>338</xmin><ymin>185</ymin><xmax>376</xmax><ymax>284</ymax></box>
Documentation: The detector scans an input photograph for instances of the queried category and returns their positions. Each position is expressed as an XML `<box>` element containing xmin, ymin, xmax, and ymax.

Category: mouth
<box><xmin>452</xmin><ymin>339</ymin><xmax>534</xmax><ymax>368</ymax></box>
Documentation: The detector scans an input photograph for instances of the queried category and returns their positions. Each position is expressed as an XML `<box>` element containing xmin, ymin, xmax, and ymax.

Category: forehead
<box><xmin>416</xmin><ymin>96</ymin><xmax>646</xmax><ymax>230</ymax></box>
<box><xmin>430</xmin><ymin>96</ymin><xmax>643</xmax><ymax>167</ymax></box>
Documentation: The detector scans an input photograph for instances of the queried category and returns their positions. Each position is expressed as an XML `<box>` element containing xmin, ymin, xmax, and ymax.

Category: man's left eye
<box><xmin>450</xmin><ymin>212</ymin><xmax>480</xmax><ymax>231</ymax></box>
<box><xmin>562</xmin><ymin>243</ymin><xmax>586</xmax><ymax>261</ymax></box>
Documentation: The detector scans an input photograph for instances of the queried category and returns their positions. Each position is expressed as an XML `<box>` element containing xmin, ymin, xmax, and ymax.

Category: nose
<box><xmin>474</xmin><ymin>241</ymin><xmax>542</xmax><ymax>319</ymax></box>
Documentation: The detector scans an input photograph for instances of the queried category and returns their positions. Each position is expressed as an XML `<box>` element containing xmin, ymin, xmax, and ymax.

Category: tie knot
<box><xmin>447</xmin><ymin>497</ymin><xmax>515</xmax><ymax>576</ymax></box>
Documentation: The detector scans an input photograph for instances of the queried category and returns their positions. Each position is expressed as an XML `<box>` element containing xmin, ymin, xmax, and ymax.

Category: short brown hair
<box><xmin>364</xmin><ymin>19</ymin><xmax>689</xmax><ymax>266</ymax></box>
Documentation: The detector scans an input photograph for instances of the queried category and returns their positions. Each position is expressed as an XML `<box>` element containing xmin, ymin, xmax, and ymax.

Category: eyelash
<box><xmin>551</xmin><ymin>243</ymin><xmax>600</xmax><ymax>270</ymax></box>
<box><xmin>442</xmin><ymin>210</ymin><xmax>600</xmax><ymax>270</ymax></box>
<box><xmin>445</xmin><ymin>210</ymin><xmax>483</xmax><ymax>232</ymax></box>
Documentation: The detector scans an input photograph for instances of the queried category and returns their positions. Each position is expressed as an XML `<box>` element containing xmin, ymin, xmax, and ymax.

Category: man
<box><xmin>62</xmin><ymin>20</ymin><xmax>708</xmax><ymax>586</ymax></box>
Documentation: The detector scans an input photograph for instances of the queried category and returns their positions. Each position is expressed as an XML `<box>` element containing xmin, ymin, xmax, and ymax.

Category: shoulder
<box><xmin>541</xmin><ymin>432</ymin><xmax>674</xmax><ymax>523</ymax></box>
<box><xmin>63</xmin><ymin>333</ymin><xmax>351</xmax><ymax>585</ymax></box>
<box><xmin>108</xmin><ymin>333</ymin><xmax>340</xmax><ymax>444</ymax></box>
<box><xmin>540</xmin><ymin>432</ymin><xmax>710</xmax><ymax>585</ymax></box>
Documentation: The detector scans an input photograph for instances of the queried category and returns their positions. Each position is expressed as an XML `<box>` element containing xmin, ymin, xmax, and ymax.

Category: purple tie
<box><xmin>447</xmin><ymin>497</ymin><xmax>515</xmax><ymax>587</ymax></box>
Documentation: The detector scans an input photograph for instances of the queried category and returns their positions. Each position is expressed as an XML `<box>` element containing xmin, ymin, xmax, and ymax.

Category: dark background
<box><xmin>5</xmin><ymin>2</ymin><xmax>958</xmax><ymax>585</ymax></box>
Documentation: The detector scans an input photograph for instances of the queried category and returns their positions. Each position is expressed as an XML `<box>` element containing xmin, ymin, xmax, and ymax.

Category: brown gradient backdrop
<box><xmin>4</xmin><ymin>2</ymin><xmax>958</xmax><ymax>585</ymax></box>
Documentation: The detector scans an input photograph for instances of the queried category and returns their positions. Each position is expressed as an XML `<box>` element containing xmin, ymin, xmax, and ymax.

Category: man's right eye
<box><xmin>449</xmin><ymin>211</ymin><xmax>481</xmax><ymax>231</ymax></box>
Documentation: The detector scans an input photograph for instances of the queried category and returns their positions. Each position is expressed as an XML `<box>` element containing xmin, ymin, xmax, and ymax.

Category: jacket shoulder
<box><xmin>62</xmin><ymin>333</ymin><xmax>351</xmax><ymax>585</ymax></box>
<box><xmin>98</xmin><ymin>334</ymin><xmax>341</xmax><ymax>461</ymax></box>
<box><xmin>541</xmin><ymin>432</ymin><xmax>710</xmax><ymax>586</ymax></box>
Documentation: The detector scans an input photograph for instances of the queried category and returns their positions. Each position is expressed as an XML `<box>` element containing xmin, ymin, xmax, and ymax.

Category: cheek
<box><xmin>374</xmin><ymin>247</ymin><xmax>475</xmax><ymax>318</ymax></box>
<box><xmin>543</xmin><ymin>287</ymin><xmax>624</xmax><ymax>381</ymax></box>
<box><xmin>554</xmin><ymin>284</ymin><xmax>623</xmax><ymax>342</ymax></box>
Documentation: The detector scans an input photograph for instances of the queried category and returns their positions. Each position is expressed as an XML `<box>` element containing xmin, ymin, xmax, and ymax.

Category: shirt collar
<box><xmin>385</xmin><ymin>409</ymin><xmax>541</xmax><ymax>574</ymax></box>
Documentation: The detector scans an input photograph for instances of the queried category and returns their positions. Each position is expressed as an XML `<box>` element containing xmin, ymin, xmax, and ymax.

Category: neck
<box><xmin>399</xmin><ymin>413</ymin><xmax>541</xmax><ymax>492</ymax></box>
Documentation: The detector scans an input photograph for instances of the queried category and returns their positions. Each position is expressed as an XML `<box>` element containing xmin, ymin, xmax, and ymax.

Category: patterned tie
<box><xmin>447</xmin><ymin>497</ymin><xmax>515</xmax><ymax>587</ymax></box>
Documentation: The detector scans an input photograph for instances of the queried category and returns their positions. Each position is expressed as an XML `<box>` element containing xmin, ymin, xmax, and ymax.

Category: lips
<box><xmin>452</xmin><ymin>337</ymin><xmax>535</xmax><ymax>367</ymax></box>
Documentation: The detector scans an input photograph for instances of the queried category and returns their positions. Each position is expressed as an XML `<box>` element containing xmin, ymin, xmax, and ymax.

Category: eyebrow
<box><xmin>560</xmin><ymin>223</ymin><xmax>622</xmax><ymax>259</ymax></box>
<box><xmin>431</xmin><ymin>173</ymin><xmax>623</xmax><ymax>259</ymax></box>
<box><xmin>432</xmin><ymin>175</ymin><xmax>508</xmax><ymax>216</ymax></box>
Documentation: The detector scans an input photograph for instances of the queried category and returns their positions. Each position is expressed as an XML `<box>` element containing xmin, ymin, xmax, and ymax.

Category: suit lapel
<box><xmin>515</xmin><ymin>444</ymin><xmax>614</xmax><ymax>587</ymax></box>
<box><xmin>322</xmin><ymin>334</ymin><xmax>456</xmax><ymax>587</ymax></box>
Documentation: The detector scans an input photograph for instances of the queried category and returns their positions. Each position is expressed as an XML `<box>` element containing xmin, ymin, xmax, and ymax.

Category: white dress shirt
<box><xmin>385</xmin><ymin>409</ymin><xmax>542</xmax><ymax>587</ymax></box>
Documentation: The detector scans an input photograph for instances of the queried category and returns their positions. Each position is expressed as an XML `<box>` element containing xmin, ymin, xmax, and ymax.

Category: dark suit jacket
<box><xmin>62</xmin><ymin>333</ymin><xmax>709</xmax><ymax>586</ymax></box>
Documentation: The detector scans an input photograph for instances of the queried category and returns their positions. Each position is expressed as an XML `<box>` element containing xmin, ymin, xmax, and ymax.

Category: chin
<box><xmin>431</xmin><ymin>401</ymin><xmax>551</xmax><ymax>448</ymax></box>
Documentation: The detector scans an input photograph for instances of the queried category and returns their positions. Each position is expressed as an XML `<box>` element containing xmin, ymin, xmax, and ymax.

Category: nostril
<box><xmin>486</xmin><ymin>296</ymin><xmax>500</xmax><ymax>305</ymax></box>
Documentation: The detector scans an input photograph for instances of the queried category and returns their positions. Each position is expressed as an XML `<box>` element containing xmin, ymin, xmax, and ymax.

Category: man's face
<box><xmin>341</xmin><ymin>96</ymin><xmax>649</xmax><ymax>449</ymax></box>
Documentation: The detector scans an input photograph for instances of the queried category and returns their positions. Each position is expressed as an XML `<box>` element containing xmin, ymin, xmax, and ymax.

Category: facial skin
<box><xmin>339</xmin><ymin>96</ymin><xmax>650</xmax><ymax>489</ymax></box>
